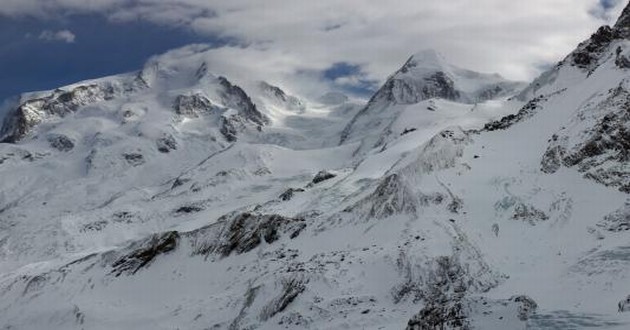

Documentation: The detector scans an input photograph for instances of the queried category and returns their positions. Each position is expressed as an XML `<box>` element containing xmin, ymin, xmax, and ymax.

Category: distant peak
<box><xmin>398</xmin><ymin>49</ymin><xmax>450</xmax><ymax>75</ymax></box>
<box><xmin>409</xmin><ymin>49</ymin><xmax>444</xmax><ymax>62</ymax></box>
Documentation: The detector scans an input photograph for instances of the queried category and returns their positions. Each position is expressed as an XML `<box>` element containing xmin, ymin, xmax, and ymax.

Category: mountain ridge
<box><xmin>0</xmin><ymin>3</ymin><xmax>630</xmax><ymax>329</ymax></box>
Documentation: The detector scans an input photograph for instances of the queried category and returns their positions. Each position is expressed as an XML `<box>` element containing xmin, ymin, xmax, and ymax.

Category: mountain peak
<box><xmin>400</xmin><ymin>49</ymin><xmax>449</xmax><ymax>73</ymax></box>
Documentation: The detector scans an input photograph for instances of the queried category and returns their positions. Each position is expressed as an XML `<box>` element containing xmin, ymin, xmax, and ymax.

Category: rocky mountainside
<box><xmin>339</xmin><ymin>49</ymin><xmax>526</xmax><ymax>154</ymax></box>
<box><xmin>1</xmin><ymin>3</ymin><xmax>630</xmax><ymax>330</ymax></box>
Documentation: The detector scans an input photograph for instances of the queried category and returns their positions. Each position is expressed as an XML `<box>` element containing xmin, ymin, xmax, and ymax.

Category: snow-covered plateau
<box><xmin>1</xmin><ymin>4</ymin><xmax>630</xmax><ymax>330</ymax></box>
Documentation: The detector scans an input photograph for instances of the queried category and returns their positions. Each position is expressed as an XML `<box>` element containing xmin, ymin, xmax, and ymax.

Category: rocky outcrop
<box><xmin>219</xmin><ymin>114</ymin><xmax>245</xmax><ymax>142</ymax></box>
<box><xmin>47</xmin><ymin>134</ymin><xmax>75</xmax><ymax>152</ymax></box>
<box><xmin>110</xmin><ymin>231</ymin><xmax>179</xmax><ymax>276</ymax></box>
<box><xmin>381</xmin><ymin>71</ymin><xmax>460</xmax><ymax>105</ymax></box>
<box><xmin>597</xmin><ymin>202</ymin><xmax>630</xmax><ymax>232</ymax></box>
<box><xmin>571</xmin><ymin>26</ymin><xmax>621</xmax><ymax>70</ymax></box>
<box><xmin>174</xmin><ymin>93</ymin><xmax>220</xmax><ymax>117</ymax></box>
<box><xmin>311</xmin><ymin>170</ymin><xmax>336</xmax><ymax>185</ymax></box>
<box><xmin>0</xmin><ymin>84</ymin><xmax>118</xmax><ymax>143</ymax></box>
<box><xmin>512</xmin><ymin>203</ymin><xmax>549</xmax><ymax>225</ymax></box>
<box><xmin>279</xmin><ymin>188</ymin><xmax>305</xmax><ymax>201</ymax></box>
<box><xmin>122</xmin><ymin>153</ymin><xmax>144</xmax><ymax>166</ymax></box>
<box><xmin>156</xmin><ymin>134</ymin><xmax>177</xmax><ymax>153</ymax></box>
<box><xmin>339</xmin><ymin>50</ymin><xmax>524</xmax><ymax>146</ymax></box>
<box><xmin>540</xmin><ymin>83</ymin><xmax>630</xmax><ymax>192</ymax></box>
<box><xmin>259</xmin><ymin>277</ymin><xmax>307</xmax><ymax>321</ymax></box>
<box><xmin>259</xmin><ymin>81</ymin><xmax>305</xmax><ymax>112</ymax></box>
<box><xmin>345</xmin><ymin>174</ymin><xmax>418</xmax><ymax>219</ymax></box>
<box><xmin>405</xmin><ymin>257</ymin><xmax>472</xmax><ymax>330</ymax></box>
<box><xmin>189</xmin><ymin>212</ymin><xmax>306</xmax><ymax>258</ymax></box>
<box><xmin>613</xmin><ymin>1</ymin><xmax>630</xmax><ymax>39</ymax></box>
<box><xmin>217</xmin><ymin>77</ymin><xmax>269</xmax><ymax>126</ymax></box>
<box><xmin>483</xmin><ymin>95</ymin><xmax>545</xmax><ymax>131</ymax></box>
<box><xmin>619</xmin><ymin>295</ymin><xmax>630</xmax><ymax>312</ymax></box>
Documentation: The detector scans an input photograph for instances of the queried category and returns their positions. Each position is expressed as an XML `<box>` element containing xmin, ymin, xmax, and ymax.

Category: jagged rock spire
<box><xmin>614</xmin><ymin>0</ymin><xmax>630</xmax><ymax>37</ymax></box>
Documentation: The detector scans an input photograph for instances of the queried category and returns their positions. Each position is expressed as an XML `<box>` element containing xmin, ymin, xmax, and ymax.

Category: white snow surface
<box><xmin>1</xmin><ymin>26</ymin><xmax>630</xmax><ymax>330</ymax></box>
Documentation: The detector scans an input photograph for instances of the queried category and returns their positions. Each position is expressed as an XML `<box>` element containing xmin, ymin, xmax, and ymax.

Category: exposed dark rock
<box><xmin>613</xmin><ymin>2</ymin><xmax>630</xmax><ymax>38</ymax></box>
<box><xmin>512</xmin><ymin>203</ymin><xmax>549</xmax><ymax>225</ymax></box>
<box><xmin>571</xmin><ymin>26</ymin><xmax>620</xmax><ymax>70</ymax></box>
<box><xmin>80</xmin><ymin>220</ymin><xmax>109</xmax><ymax>232</ymax></box>
<box><xmin>401</xmin><ymin>128</ymin><xmax>417</xmax><ymax>136</ymax></box>
<box><xmin>345</xmin><ymin>173</ymin><xmax>418</xmax><ymax>219</ymax></box>
<box><xmin>406</xmin><ymin>256</ymin><xmax>472</xmax><ymax>330</ymax></box>
<box><xmin>541</xmin><ymin>139</ymin><xmax>565</xmax><ymax>174</ymax></box>
<box><xmin>619</xmin><ymin>295</ymin><xmax>630</xmax><ymax>312</ymax></box>
<box><xmin>483</xmin><ymin>96</ymin><xmax>544</xmax><ymax>131</ymax></box>
<box><xmin>511</xmin><ymin>295</ymin><xmax>538</xmax><ymax>321</ymax></box>
<box><xmin>111</xmin><ymin>231</ymin><xmax>179</xmax><ymax>276</ymax></box>
<box><xmin>229</xmin><ymin>284</ymin><xmax>260</xmax><ymax>330</ymax></box>
<box><xmin>171</xmin><ymin>177</ymin><xmax>190</xmax><ymax>189</ymax></box>
<box><xmin>311</xmin><ymin>170</ymin><xmax>336</xmax><ymax>185</ymax></box>
<box><xmin>219</xmin><ymin>115</ymin><xmax>243</xmax><ymax>142</ymax></box>
<box><xmin>615</xmin><ymin>46</ymin><xmax>630</xmax><ymax>69</ymax></box>
<box><xmin>597</xmin><ymin>202</ymin><xmax>630</xmax><ymax>232</ymax></box>
<box><xmin>174</xmin><ymin>93</ymin><xmax>218</xmax><ymax>118</ymax></box>
<box><xmin>112</xmin><ymin>211</ymin><xmax>136</xmax><ymax>223</ymax></box>
<box><xmin>279</xmin><ymin>188</ymin><xmax>305</xmax><ymax>201</ymax></box>
<box><xmin>543</xmin><ymin>84</ymin><xmax>630</xmax><ymax>192</ymax></box>
<box><xmin>176</xmin><ymin>205</ymin><xmax>204</xmax><ymax>214</ymax></box>
<box><xmin>0</xmin><ymin>84</ymin><xmax>115</xmax><ymax>143</ymax></box>
<box><xmin>47</xmin><ymin>134</ymin><xmax>75</xmax><ymax>152</ymax></box>
<box><xmin>381</xmin><ymin>71</ymin><xmax>460</xmax><ymax>105</ymax></box>
<box><xmin>156</xmin><ymin>135</ymin><xmax>177</xmax><ymax>153</ymax></box>
<box><xmin>217</xmin><ymin>76</ymin><xmax>269</xmax><ymax>126</ymax></box>
<box><xmin>259</xmin><ymin>277</ymin><xmax>307</xmax><ymax>321</ymax></box>
<box><xmin>123</xmin><ymin>153</ymin><xmax>144</xmax><ymax>166</ymax></box>
<box><xmin>190</xmin><ymin>213</ymin><xmax>306</xmax><ymax>258</ymax></box>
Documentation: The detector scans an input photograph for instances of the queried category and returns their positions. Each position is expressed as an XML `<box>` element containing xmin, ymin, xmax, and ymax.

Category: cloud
<box><xmin>2</xmin><ymin>0</ymin><xmax>628</xmax><ymax>96</ymax></box>
<box><xmin>38</xmin><ymin>29</ymin><xmax>76</xmax><ymax>43</ymax></box>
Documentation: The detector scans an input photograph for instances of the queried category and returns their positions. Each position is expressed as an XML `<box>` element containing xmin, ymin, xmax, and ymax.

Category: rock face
<box><xmin>0</xmin><ymin>84</ymin><xmax>117</xmax><ymax>143</ymax></box>
<box><xmin>311</xmin><ymin>170</ymin><xmax>336</xmax><ymax>185</ymax></box>
<box><xmin>483</xmin><ymin>96</ymin><xmax>545</xmax><ymax>131</ymax></box>
<box><xmin>110</xmin><ymin>231</ymin><xmax>179</xmax><ymax>276</ymax></box>
<box><xmin>189</xmin><ymin>212</ymin><xmax>306</xmax><ymax>258</ymax></box>
<box><xmin>339</xmin><ymin>49</ymin><xmax>525</xmax><ymax>146</ymax></box>
<box><xmin>571</xmin><ymin>26</ymin><xmax>621</xmax><ymax>70</ymax></box>
<box><xmin>619</xmin><ymin>295</ymin><xmax>630</xmax><ymax>312</ymax></box>
<box><xmin>614</xmin><ymin>2</ymin><xmax>630</xmax><ymax>38</ymax></box>
<box><xmin>156</xmin><ymin>135</ymin><xmax>177</xmax><ymax>153</ymax></box>
<box><xmin>540</xmin><ymin>82</ymin><xmax>630</xmax><ymax>192</ymax></box>
<box><xmin>47</xmin><ymin>134</ymin><xmax>75</xmax><ymax>152</ymax></box>
<box><xmin>597</xmin><ymin>202</ymin><xmax>630</xmax><ymax>232</ymax></box>
<box><xmin>346</xmin><ymin>173</ymin><xmax>419</xmax><ymax>219</ymax></box>
<box><xmin>217</xmin><ymin>76</ymin><xmax>269</xmax><ymax>127</ymax></box>
<box><xmin>279</xmin><ymin>188</ymin><xmax>305</xmax><ymax>201</ymax></box>
<box><xmin>259</xmin><ymin>81</ymin><xmax>305</xmax><ymax>112</ymax></box>
<box><xmin>174</xmin><ymin>93</ymin><xmax>220</xmax><ymax>118</ymax></box>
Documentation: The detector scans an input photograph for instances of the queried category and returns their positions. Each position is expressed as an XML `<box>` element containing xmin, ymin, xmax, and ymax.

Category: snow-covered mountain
<box><xmin>1</xmin><ymin>3</ymin><xmax>630</xmax><ymax>330</ymax></box>
<box><xmin>339</xmin><ymin>49</ymin><xmax>526</xmax><ymax>154</ymax></box>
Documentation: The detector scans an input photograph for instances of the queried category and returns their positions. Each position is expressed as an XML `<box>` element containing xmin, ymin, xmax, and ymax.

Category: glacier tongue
<box><xmin>2</xmin><ymin>6</ymin><xmax>630</xmax><ymax>329</ymax></box>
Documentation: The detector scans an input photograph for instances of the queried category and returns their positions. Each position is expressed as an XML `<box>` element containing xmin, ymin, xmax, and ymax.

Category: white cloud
<box><xmin>3</xmin><ymin>0</ymin><xmax>629</xmax><ymax>92</ymax></box>
<box><xmin>38</xmin><ymin>29</ymin><xmax>76</xmax><ymax>43</ymax></box>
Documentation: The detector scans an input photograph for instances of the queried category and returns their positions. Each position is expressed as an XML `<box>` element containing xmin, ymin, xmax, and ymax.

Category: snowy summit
<box><xmin>0</xmin><ymin>1</ymin><xmax>630</xmax><ymax>330</ymax></box>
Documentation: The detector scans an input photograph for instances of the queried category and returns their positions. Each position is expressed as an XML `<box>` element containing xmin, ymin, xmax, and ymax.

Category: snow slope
<box><xmin>1</xmin><ymin>4</ymin><xmax>630</xmax><ymax>330</ymax></box>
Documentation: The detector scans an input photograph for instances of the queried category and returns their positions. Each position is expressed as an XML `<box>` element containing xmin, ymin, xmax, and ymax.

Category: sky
<box><xmin>0</xmin><ymin>0</ymin><xmax>627</xmax><ymax>103</ymax></box>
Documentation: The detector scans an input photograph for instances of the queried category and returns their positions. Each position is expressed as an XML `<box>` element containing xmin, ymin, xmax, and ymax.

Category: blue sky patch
<box><xmin>0</xmin><ymin>14</ymin><xmax>227</xmax><ymax>103</ymax></box>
